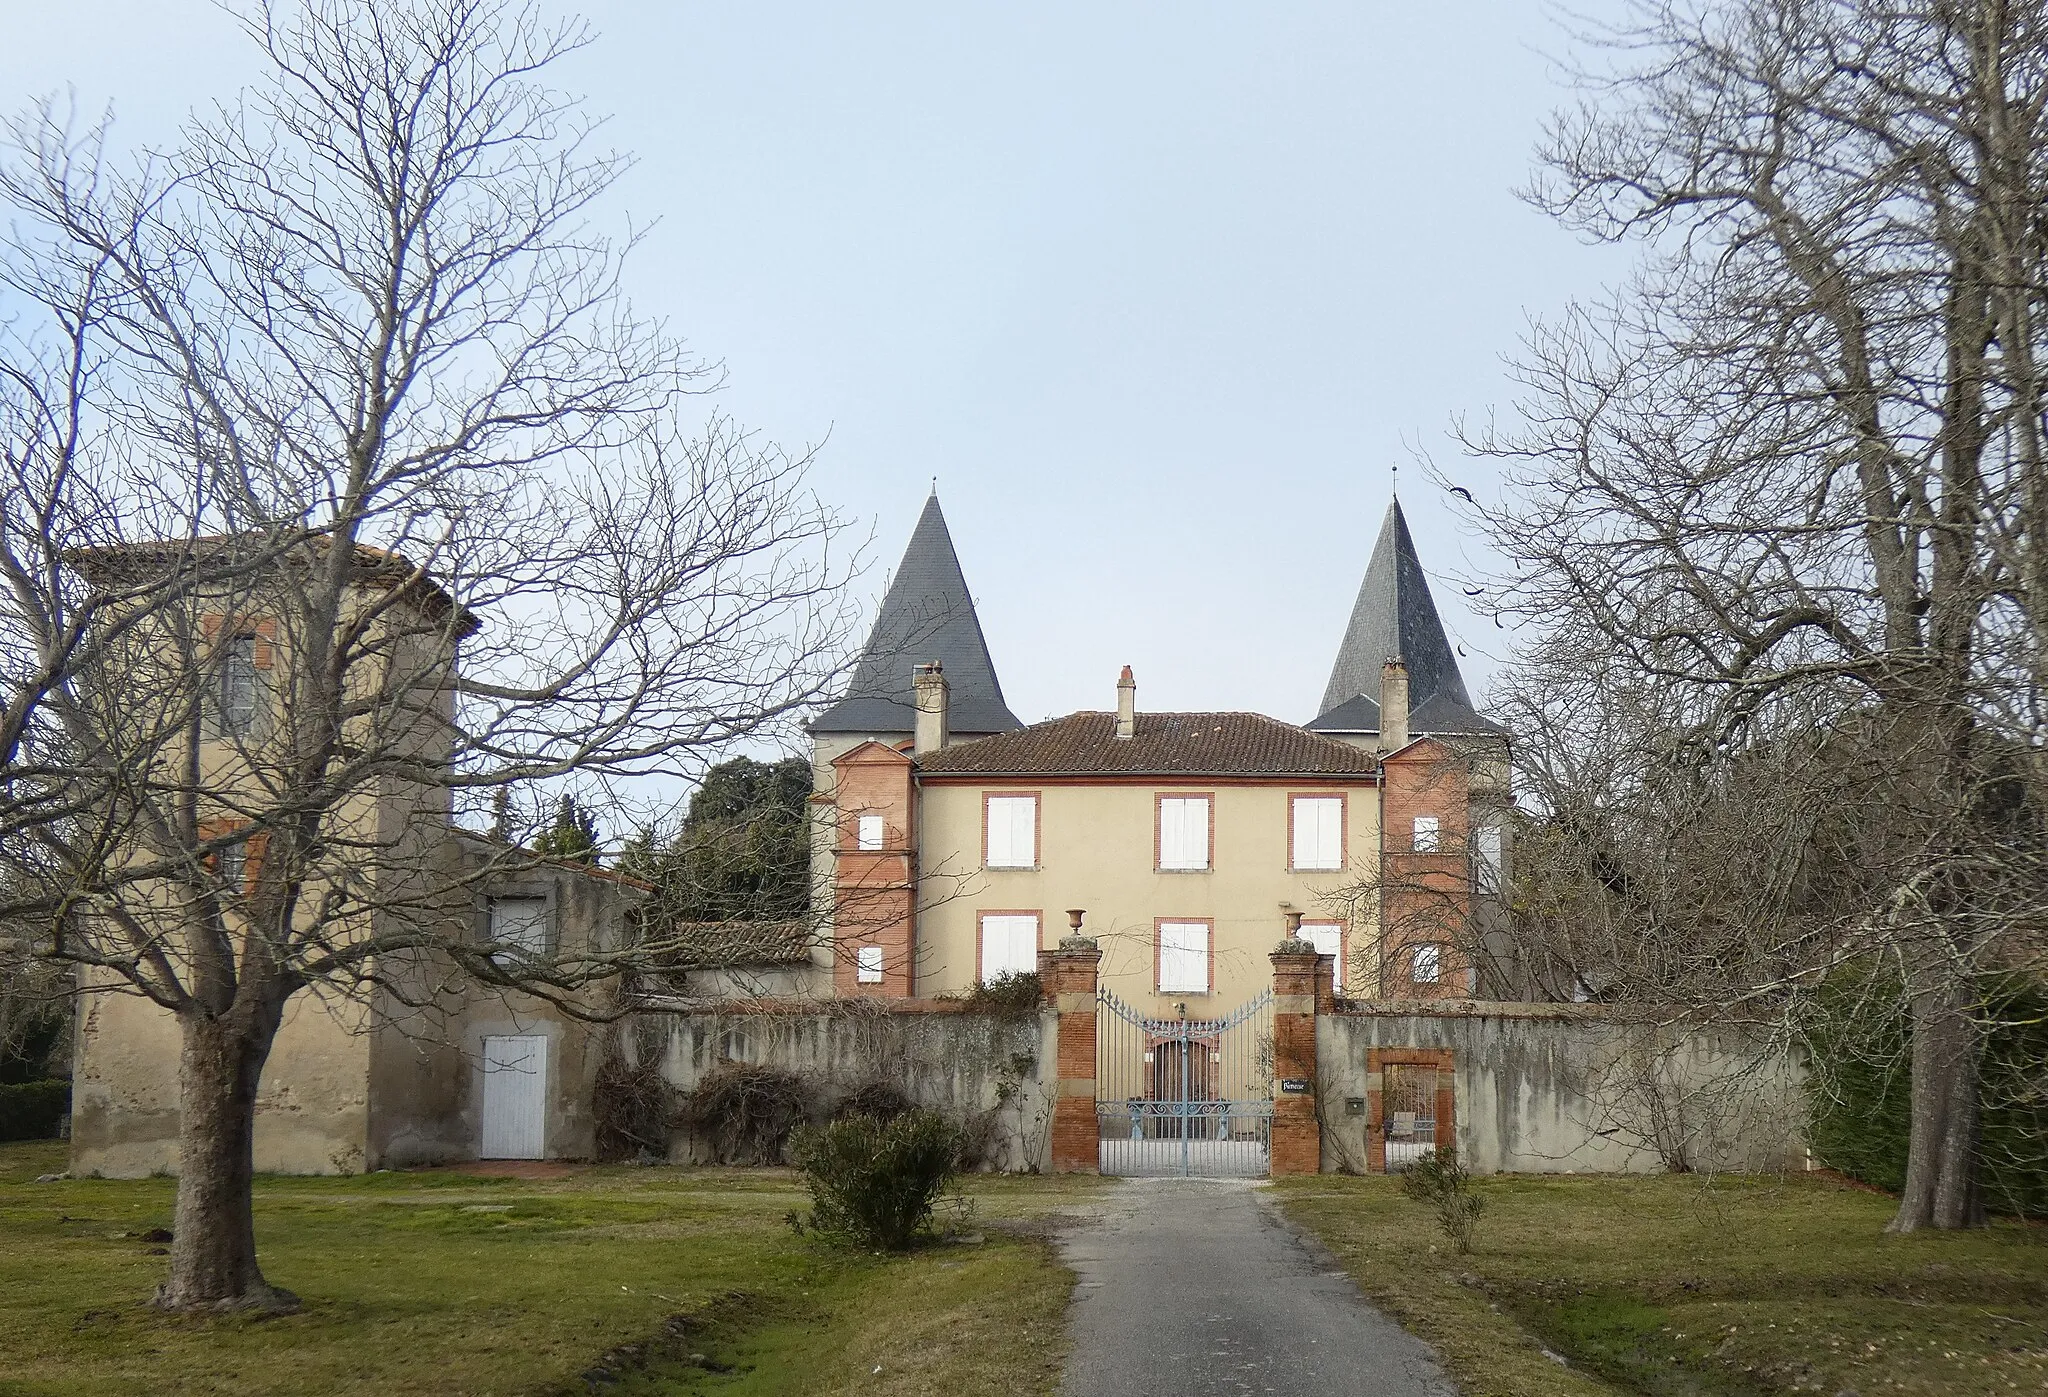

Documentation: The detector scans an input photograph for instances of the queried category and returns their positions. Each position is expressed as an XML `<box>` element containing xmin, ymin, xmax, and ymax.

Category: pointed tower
<box><xmin>1309</xmin><ymin>498</ymin><xmax>1499</xmax><ymax>741</ymax></box>
<box><xmin>813</xmin><ymin>493</ymin><xmax>1022</xmax><ymax>741</ymax></box>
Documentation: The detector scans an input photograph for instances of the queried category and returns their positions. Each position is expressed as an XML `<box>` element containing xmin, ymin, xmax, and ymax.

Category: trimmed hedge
<box><xmin>1806</xmin><ymin>971</ymin><xmax>2048</xmax><ymax>1217</ymax></box>
<box><xmin>0</xmin><ymin>1079</ymin><xmax>70</xmax><ymax>1142</ymax></box>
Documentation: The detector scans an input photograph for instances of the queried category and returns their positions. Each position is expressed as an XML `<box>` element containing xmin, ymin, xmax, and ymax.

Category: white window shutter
<box><xmin>857</xmin><ymin>813</ymin><xmax>885</xmax><ymax>850</ymax></box>
<box><xmin>1474</xmin><ymin>825</ymin><xmax>1503</xmax><ymax>892</ymax></box>
<box><xmin>1412</xmin><ymin>815</ymin><xmax>1440</xmax><ymax>853</ymax></box>
<box><xmin>979</xmin><ymin>914</ymin><xmax>1040</xmax><ymax>980</ymax></box>
<box><xmin>1293</xmin><ymin>797</ymin><xmax>1342</xmax><ymax>870</ymax></box>
<box><xmin>1159</xmin><ymin>797</ymin><xmax>1209</xmax><ymax>870</ymax></box>
<box><xmin>1301</xmin><ymin>922</ymin><xmax>1344</xmax><ymax>990</ymax></box>
<box><xmin>1157</xmin><ymin>922</ymin><xmax>1209</xmax><ymax>992</ymax></box>
<box><xmin>1411</xmin><ymin>943</ymin><xmax>1442</xmax><ymax>984</ymax></box>
<box><xmin>856</xmin><ymin>945</ymin><xmax>885</xmax><ymax>983</ymax></box>
<box><xmin>986</xmin><ymin>796</ymin><xmax>1036</xmax><ymax>868</ymax></box>
<box><xmin>489</xmin><ymin>897</ymin><xmax>551</xmax><ymax>958</ymax></box>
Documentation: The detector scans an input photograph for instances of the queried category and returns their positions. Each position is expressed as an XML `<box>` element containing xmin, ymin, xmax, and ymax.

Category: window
<box><xmin>216</xmin><ymin>840</ymin><xmax>248</xmax><ymax>893</ymax></box>
<box><xmin>1300</xmin><ymin>920</ymin><xmax>1345</xmax><ymax>991</ymax></box>
<box><xmin>978</xmin><ymin>913</ymin><xmax>1040</xmax><ymax>981</ymax></box>
<box><xmin>856</xmin><ymin>945</ymin><xmax>885</xmax><ymax>984</ymax></box>
<box><xmin>218</xmin><ymin>634</ymin><xmax>261</xmax><ymax>737</ymax></box>
<box><xmin>1411</xmin><ymin>943</ymin><xmax>1442</xmax><ymax>985</ymax></box>
<box><xmin>1291</xmin><ymin>795</ymin><xmax>1344</xmax><ymax>871</ymax></box>
<box><xmin>1157</xmin><ymin>796</ymin><xmax>1211</xmax><ymax>871</ymax></box>
<box><xmin>1157</xmin><ymin>921</ymin><xmax>1210</xmax><ymax>993</ymax></box>
<box><xmin>1474</xmin><ymin>824</ymin><xmax>1503</xmax><ymax>893</ymax></box>
<box><xmin>856</xmin><ymin>813</ymin><xmax>886</xmax><ymax>850</ymax></box>
<box><xmin>489</xmin><ymin>896</ymin><xmax>551</xmax><ymax>959</ymax></box>
<box><xmin>1412</xmin><ymin>815</ymin><xmax>1441</xmax><ymax>853</ymax></box>
<box><xmin>984</xmin><ymin>794</ymin><xmax>1037</xmax><ymax>868</ymax></box>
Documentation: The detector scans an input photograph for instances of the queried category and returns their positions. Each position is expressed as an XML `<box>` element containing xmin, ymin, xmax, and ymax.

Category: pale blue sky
<box><xmin>2</xmin><ymin>2</ymin><xmax>1627</xmax><ymax>730</ymax></box>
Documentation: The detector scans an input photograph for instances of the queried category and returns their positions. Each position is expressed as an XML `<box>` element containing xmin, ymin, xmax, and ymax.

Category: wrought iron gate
<box><xmin>1381</xmin><ymin>1062</ymin><xmax>1439</xmax><ymax>1171</ymax></box>
<box><xmin>1095</xmin><ymin>987</ymin><xmax>1274</xmax><ymax>1177</ymax></box>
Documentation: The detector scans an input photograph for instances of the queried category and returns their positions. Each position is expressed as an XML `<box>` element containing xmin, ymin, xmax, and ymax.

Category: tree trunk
<box><xmin>1887</xmin><ymin>973</ymin><xmax>1984</xmax><ymax>1233</ymax></box>
<box><xmin>153</xmin><ymin>1004</ymin><xmax>298</xmax><ymax>1312</ymax></box>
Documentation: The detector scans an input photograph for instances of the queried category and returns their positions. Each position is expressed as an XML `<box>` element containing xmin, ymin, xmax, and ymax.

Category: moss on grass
<box><xmin>0</xmin><ymin>1141</ymin><xmax>1098</xmax><ymax>1397</ymax></box>
<box><xmin>1271</xmin><ymin>1171</ymin><xmax>2048</xmax><ymax>1397</ymax></box>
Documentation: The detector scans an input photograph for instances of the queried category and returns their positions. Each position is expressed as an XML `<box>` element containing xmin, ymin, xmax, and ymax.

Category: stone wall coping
<box><xmin>1333</xmin><ymin>997</ymin><xmax>1621</xmax><ymax>1021</ymax></box>
<box><xmin>631</xmin><ymin>993</ymin><xmax>1039</xmax><ymax>1018</ymax></box>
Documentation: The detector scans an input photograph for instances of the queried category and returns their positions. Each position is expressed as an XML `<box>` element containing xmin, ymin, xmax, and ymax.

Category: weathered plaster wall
<box><xmin>637</xmin><ymin>1003</ymin><xmax>1057</xmax><ymax>1172</ymax></box>
<box><xmin>672</xmin><ymin>963</ymin><xmax>832</xmax><ymax>1001</ymax></box>
<box><xmin>420</xmin><ymin>864</ymin><xmax>634</xmax><ymax>1164</ymax></box>
<box><xmin>71</xmin><ymin>979</ymin><xmax>372</xmax><ymax>1178</ymax></box>
<box><xmin>77</xmin><ymin>859</ymin><xmax>638</xmax><ymax>1175</ymax></box>
<box><xmin>1317</xmin><ymin>1006</ymin><xmax>1805</xmax><ymax>1176</ymax></box>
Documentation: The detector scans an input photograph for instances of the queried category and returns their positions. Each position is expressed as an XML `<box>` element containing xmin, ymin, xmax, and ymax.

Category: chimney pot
<box><xmin>1115</xmin><ymin>665</ymin><xmax>1136</xmax><ymax>740</ymax></box>
<box><xmin>912</xmin><ymin>662</ymin><xmax>949</xmax><ymax>755</ymax></box>
<box><xmin>1379</xmin><ymin>658</ymin><xmax>1410</xmax><ymax>752</ymax></box>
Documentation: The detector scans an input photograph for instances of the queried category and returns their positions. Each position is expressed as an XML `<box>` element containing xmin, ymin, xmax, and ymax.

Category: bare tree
<box><xmin>1457</xmin><ymin>0</ymin><xmax>2048</xmax><ymax>1231</ymax></box>
<box><xmin>0</xmin><ymin>0</ymin><xmax>851</xmax><ymax>1309</ymax></box>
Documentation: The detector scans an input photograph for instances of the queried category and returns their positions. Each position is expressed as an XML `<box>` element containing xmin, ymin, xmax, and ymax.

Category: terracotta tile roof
<box><xmin>65</xmin><ymin>533</ymin><xmax>480</xmax><ymax>635</ymax></box>
<box><xmin>656</xmin><ymin>921</ymin><xmax>813</xmax><ymax>968</ymax></box>
<box><xmin>915</xmin><ymin>711</ymin><xmax>1379</xmax><ymax>778</ymax></box>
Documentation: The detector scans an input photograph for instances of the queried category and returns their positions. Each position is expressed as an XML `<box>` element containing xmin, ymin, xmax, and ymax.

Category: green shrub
<box><xmin>1804</xmin><ymin>976</ymin><xmax>1911</xmax><ymax>1192</ymax></box>
<box><xmin>1401</xmin><ymin>1146</ymin><xmax>1484</xmax><ymax>1253</ymax></box>
<box><xmin>0</xmin><ymin>1079</ymin><xmax>70</xmax><ymax>1142</ymax></box>
<box><xmin>1805</xmin><ymin>968</ymin><xmax>2048</xmax><ymax>1217</ymax></box>
<box><xmin>791</xmin><ymin>1108</ymin><xmax>963</xmax><ymax>1250</ymax></box>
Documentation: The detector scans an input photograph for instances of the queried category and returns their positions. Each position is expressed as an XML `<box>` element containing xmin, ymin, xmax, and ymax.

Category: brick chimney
<box><xmin>913</xmin><ymin>662</ymin><xmax>949</xmax><ymax>755</ymax></box>
<box><xmin>1115</xmin><ymin>665</ymin><xmax>1136</xmax><ymax>740</ymax></box>
<box><xmin>1379</xmin><ymin>658</ymin><xmax>1410</xmax><ymax>752</ymax></box>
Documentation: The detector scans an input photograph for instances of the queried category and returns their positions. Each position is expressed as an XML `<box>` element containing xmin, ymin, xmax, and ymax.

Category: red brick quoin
<box><xmin>1040</xmin><ymin>938</ymin><xmax>1103</xmax><ymax>1174</ymax></box>
<box><xmin>1268</xmin><ymin>946</ymin><xmax>1323</xmax><ymax>1176</ymax></box>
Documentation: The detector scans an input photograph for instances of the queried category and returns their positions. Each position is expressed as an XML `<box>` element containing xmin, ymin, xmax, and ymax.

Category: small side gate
<box><xmin>1095</xmin><ymin>988</ymin><xmax>1274</xmax><ymax>1177</ymax></box>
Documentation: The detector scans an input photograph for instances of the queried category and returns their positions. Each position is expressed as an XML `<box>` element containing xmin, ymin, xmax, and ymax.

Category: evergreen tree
<box><xmin>632</xmin><ymin>756</ymin><xmax>811</xmax><ymax>924</ymax></box>
<box><xmin>534</xmin><ymin>794</ymin><xmax>602</xmax><ymax>865</ymax></box>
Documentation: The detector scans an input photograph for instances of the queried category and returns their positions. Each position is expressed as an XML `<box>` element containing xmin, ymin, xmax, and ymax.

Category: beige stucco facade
<box><xmin>913</xmin><ymin>778</ymin><xmax>1380</xmax><ymax>1011</ymax></box>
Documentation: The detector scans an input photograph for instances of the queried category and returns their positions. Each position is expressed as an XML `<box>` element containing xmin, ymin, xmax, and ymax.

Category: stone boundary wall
<box><xmin>1318</xmin><ymin>1005</ymin><xmax>1805</xmax><ymax>1176</ymax></box>
<box><xmin>628</xmin><ymin>1000</ymin><xmax>1057</xmax><ymax>1172</ymax></box>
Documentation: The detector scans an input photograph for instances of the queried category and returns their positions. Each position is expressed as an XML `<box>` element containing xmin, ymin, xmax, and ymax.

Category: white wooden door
<box><xmin>480</xmin><ymin>1035</ymin><xmax>548</xmax><ymax>1159</ymax></box>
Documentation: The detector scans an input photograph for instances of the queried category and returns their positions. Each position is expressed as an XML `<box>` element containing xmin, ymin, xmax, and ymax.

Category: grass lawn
<box><xmin>0</xmin><ymin>1140</ymin><xmax>1102</xmax><ymax>1397</ymax></box>
<box><xmin>1272</xmin><ymin>1171</ymin><xmax>2048</xmax><ymax>1397</ymax></box>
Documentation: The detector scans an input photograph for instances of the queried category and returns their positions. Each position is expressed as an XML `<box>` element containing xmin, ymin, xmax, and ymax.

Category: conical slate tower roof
<box><xmin>1309</xmin><ymin>498</ymin><xmax>1498</xmax><ymax>736</ymax></box>
<box><xmin>811</xmin><ymin>494</ymin><xmax>1023</xmax><ymax>736</ymax></box>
